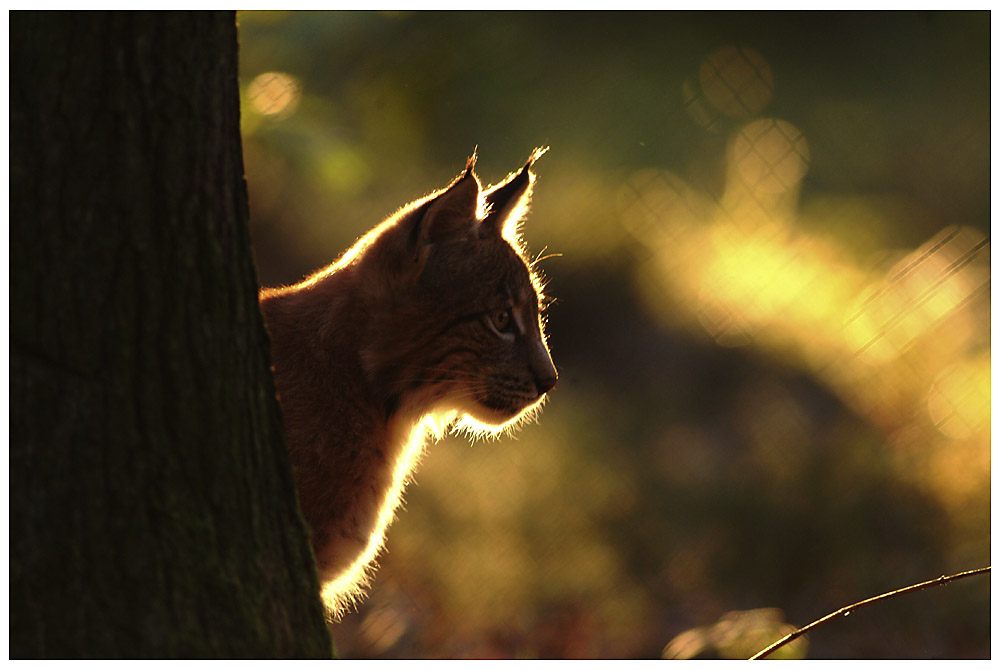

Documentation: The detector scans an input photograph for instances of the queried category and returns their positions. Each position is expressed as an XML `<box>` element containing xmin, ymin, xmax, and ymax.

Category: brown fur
<box><xmin>259</xmin><ymin>150</ymin><xmax>556</xmax><ymax>616</ymax></box>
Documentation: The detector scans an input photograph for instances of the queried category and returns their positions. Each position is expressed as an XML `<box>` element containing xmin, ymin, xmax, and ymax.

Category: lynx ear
<box><xmin>416</xmin><ymin>155</ymin><xmax>482</xmax><ymax>249</ymax></box>
<box><xmin>481</xmin><ymin>147</ymin><xmax>547</xmax><ymax>240</ymax></box>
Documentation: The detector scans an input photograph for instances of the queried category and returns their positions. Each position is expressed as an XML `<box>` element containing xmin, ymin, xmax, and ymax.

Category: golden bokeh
<box><xmin>699</xmin><ymin>46</ymin><xmax>774</xmax><ymax>118</ymax></box>
<box><xmin>621</xmin><ymin>114</ymin><xmax>989</xmax><ymax>523</ymax></box>
<box><xmin>845</xmin><ymin>226</ymin><xmax>990</xmax><ymax>365</ymax></box>
<box><xmin>730</xmin><ymin>119</ymin><xmax>810</xmax><ymax>194</ymax></box>
<box><xmin>247</xmin><ymin>71</ymin><xmax>302</xmax><ymax>119</ymax></box>
<box><xmin>683</xmin><ymin>46</ymin><xmax>774</xmax><ymax>132</ymax></box>
<box><xmin>927</xmin><ymin>354</ymin><xmax>990</xmax><ymax>441</ymax></box>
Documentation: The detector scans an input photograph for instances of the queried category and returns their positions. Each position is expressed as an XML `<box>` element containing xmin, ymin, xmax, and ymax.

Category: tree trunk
<box><xmin>9</xmin><ymin>11</ymin><xmax>332</xmax><ymax>658</ymax></box>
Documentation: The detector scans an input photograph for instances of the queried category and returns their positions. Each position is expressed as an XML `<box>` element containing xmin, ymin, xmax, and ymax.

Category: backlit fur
<box><xmin>260</xmin><ymin>149</ymin><xmax>556</xmax><ymax>617</ymax></box>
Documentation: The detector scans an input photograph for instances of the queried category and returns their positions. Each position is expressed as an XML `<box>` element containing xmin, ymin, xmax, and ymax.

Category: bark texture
<box><xmin>9</xmin><ymin>11</ymin><xmax>332</xmax><ymax>658</ymax></box>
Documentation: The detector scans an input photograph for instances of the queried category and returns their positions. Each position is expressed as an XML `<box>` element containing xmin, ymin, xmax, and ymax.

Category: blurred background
<box><xmin>237</xmin><ymin>11</ymin><xmax>990</xmax><ymax>659</ymax></box>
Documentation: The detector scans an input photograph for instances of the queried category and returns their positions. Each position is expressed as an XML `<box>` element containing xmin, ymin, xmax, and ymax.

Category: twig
<box><xmin>749</xmin><ymin>566</ymin><xmax>991</xmax><ymax>660</ymax></box>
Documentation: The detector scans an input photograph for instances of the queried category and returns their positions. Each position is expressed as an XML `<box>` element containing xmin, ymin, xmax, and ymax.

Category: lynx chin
<box><xmin>259</xmin><ymin>148</ymin><xmax>557</xmax><ymax>617</ymax></box>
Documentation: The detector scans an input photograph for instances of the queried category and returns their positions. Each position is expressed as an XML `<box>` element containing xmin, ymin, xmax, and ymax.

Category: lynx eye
<box><xmin>490</xmin><ymin>308</ymin><xmax>514</xmax><ymax>334</ymax></box>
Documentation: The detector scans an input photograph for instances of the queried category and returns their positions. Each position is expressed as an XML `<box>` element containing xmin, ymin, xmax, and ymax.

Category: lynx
<box><xmin>259</xmin><ymin>149</ymin><xmax>557</xmax><ymax>617</ymax></box>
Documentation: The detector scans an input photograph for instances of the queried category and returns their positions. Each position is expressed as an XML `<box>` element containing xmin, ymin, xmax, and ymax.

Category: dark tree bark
<box><xmin>10</xmin><ymin>11</ymin><xmax>332</xmax><ymax>658</ymax></box>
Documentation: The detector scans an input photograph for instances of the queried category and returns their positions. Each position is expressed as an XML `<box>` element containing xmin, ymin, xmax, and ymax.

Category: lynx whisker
<box><xmin>530</xmin><ymin>246</ymin><xmax>563</xmax><ymax>268</ymax></box>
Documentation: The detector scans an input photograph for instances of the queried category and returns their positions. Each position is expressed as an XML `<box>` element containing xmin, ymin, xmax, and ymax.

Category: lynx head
<box><xmin>358</xmin><ymin>148</ymin><xmax>557</xmax><ymax>435</ymax></box>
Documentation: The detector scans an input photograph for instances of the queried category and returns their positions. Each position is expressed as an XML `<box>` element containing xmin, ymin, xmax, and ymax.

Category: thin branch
<box><xmin>749</xmin><ymin>566</ymin><xmax>991</xmax><ymax>660</ymax></box>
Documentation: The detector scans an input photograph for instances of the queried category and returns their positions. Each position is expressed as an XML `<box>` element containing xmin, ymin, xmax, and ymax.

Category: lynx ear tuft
<box><xmin>464</xmin><ymin>148</ymin><xmax>478</xmax><ymax>176</ymax></box>
<box><xmin>525</xmin><ymin>145</ymin><xmax>549</xmax><ymax>169</ymax></box>
<box><xmin>481</xmin><ymin>147</ymin><xmax>547</xmax><ymax>240</ymax></box>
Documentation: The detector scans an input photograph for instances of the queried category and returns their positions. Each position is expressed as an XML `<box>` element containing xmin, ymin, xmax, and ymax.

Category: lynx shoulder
<box><xmin>259</xmin><ymin>149</ymin><xmax>556</xmax><ymax>616</ymax></box>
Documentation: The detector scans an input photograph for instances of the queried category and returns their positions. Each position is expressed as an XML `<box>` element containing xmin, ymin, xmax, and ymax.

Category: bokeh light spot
<box><xmin>927</xmin><ymin>355</ymin><xmax>990</xmax><ymax>440</ymax></box>
<box><xmin>699</xmin><ymin>46</ymin><xmax>774</xmax><ymax>118</ymax></box>
<box><xmin>731</xmin><ymin>119</ymin><xmax>810</xmax><ymax>193</ymax></box>
<box><xmin>247</xmin><ymin>71</ymin><xmax>302</xmax><ymax>119</ymax></box>
<box><xmin>845</xmin><ymin>226</ymin><xmax>989</xmax><ymax>363</ymax></box>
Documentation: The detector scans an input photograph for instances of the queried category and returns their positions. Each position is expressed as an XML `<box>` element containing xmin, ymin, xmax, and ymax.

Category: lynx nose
<box><xmin>534</xmin><ymin>373</ymin><xmax>557</xmax><ymax>396</ymax></box>
<box><xmin>529</xmin><ymin>338</ymin><xmax>557</xmax><ymax>396</ymax></box>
